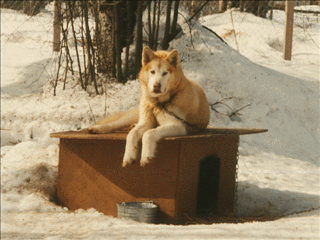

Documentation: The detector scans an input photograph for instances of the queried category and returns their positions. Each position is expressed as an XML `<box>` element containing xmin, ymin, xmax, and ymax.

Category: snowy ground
<box><xmin>1</xmin><ymin>4</ymin><xmax>319</xmax><ymax>240</ymax></box>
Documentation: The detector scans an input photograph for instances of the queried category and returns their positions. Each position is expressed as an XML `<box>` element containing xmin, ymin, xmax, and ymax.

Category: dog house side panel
<box><xmin>176</xmin><ymin>135</ymin><xmax>239</xmax><ymax>219</ymax></box>
<box><xmin>215</xmin><ymin>135</ymin><xmax>239</xmax><ymax>215</ymax></box>
<box><xmin>57</xmin><ymin>139</ymin><xmax>131</xmax><ymax>217</ymax></box>
<box><xmin>57</xmin><ymin>138</ymin><xmax>181</xmax><ymax>223</ymax></box>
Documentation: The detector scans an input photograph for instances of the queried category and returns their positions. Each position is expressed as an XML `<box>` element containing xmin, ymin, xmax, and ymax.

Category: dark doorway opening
<box><xmin>197</xmin><ymin>155</ymin><xmax>220</xmax><ymax>213</ymax></box>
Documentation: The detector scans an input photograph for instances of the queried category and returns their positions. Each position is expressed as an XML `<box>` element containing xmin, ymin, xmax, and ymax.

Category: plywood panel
<box><xmin>53</xmin><ymin>128</ymin><xmax>266</xmax><ymax>224</ymax></box>
<box><xmin>50</xmin><ymin>127</ymin><xmax>267</xmax><ymax>140</ymax></box>
<box><xmin>57</xmin><ymin>138</ymin><xmax>181</xmax><ymax>223</ymax></box>
<box><xmin>177</xmin><ymin>135</ymin><xmax>239</xmax><ymax>220</ymax></box>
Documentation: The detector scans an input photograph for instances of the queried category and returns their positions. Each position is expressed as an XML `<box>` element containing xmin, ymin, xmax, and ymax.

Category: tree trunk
<box><xmin>68</xmin><ymin>1</ymin><xmax>84</xmax><ymax>89</ymax></box>
<box><xmin>53</xmin><ymin>0</ymin><xmax>61</xmax><ymax>52</ymax></box>
<box><xmin>161</xmin><ymin>0</ymin><xmax>173</xmax><ymax>50</ymax></box>
<box><xmin>83</xmin><ymin>2</ymin><xmax>99</xmax><ymax>94</ymax></box>
<box><xmin>114</xmin><ymin>0</ymin><xmax>123</xmax><ymax>82</ymax></box>
<box><xmin>148</xmin><ymin>1</ymin><xmax>154</xmax><ymax>49</ymax></box>
<box><xmin>124</xmin><ymin>0</ymin><xmax>131</xmax><ymax>79</ymax></box>
<box><xmin>154</xmin><ymin>0</ymin><xmax>161</xmax><ymax>51</ymax></box>
<box><xmin>258</xmin><ymin>0</ymin><xmax>269</xmax><ymax>18</ymax></box>
<box><xmin>171</xmin><ymin>0</ymin><xmax>180</xmax><ymax>38</ymax></box>
<box><xmin>98</xmin><ymin>1</ymin><xmax>114</xmax><ymax>74</ymax></box>
<box><xmin>219</xmin><ymin>0</ymin><xmax>227</xmax><ymax>12</ymax></box>
<box><xmin>239</xmin><ymin>0</ymin><xmax>244</xmax><ymax>12</ymax></box>
<box><xmin>135</xmin><ymin>0</ymin><xmax>143</xmax><ymax>76</ymax></box>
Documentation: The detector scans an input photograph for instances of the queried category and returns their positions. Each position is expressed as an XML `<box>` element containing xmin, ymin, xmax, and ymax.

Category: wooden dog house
<box><xmin>50</xmin><ymin>128</ymin><xmax>267</xmax><ymax>224</ymax></box>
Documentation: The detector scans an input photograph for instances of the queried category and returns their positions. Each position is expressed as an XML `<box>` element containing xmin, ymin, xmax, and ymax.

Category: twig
<box><xmin>200</xmin><ymin>34</ymin><xmax>213</xmax><ymax>54</ymax></box>
<box><xmin>229</xmin><ymin>103</ymin><xmax>252</xmax><ymax>117</ymax></box>
<box><xmin>61</xmin><ymin>15</ymin><xmax>71</xmax><ymax>90</ymax></box>
<box><xmin>104</xmin><ymin>83</ymin><xmax>107</xmax><ymax>118</ymax></box>
<box><xmin>9</xmin><ymin>140</ymin><xmax>21</xmax><ymax>145</ymax></box>
<box><xmin>220</xmin><ymin>101</ymin><xmax>238</xmax><ymax>114</ymax></box>
<box><xmin>80</xmin><ymin>6</ymin><xmax>88</xmax><ymax>89</ymax></box>
<box><xmin>1</xmin><ymin>128</ymin><xmax>12</xmax><ymax>131</ymax></box>
<box><xmin>69</xmin><ymin>1</ymin><xmax>85</xmax><ymax>90</ymax></box>
<box><xmin>179</xmin><ymin>12</ymin><xmax>195</xmax><ymax>50</ymax></box>
<box><xmin>230</xmin><ymin>10</ymin><xmax>239</xmax><ymax>51</ymax></box>
<box><xmin>85</xmin><ymin>95</ymin><xmax>96</xmax><ymax>124</ymax></box>
<box><xmin>26</xmin><ymin>55</ymin><xmax>54</xmax><ymax>88</ymax></box>
<box><xmin>202</xmin><ymin>25</ymin><xmax>227</xmax><ymax>44</ymax></box>
<box><xmin>100</xmin><ymin>0</ymin><xmax>124</xmax><ymax>6</ymax></box>
<box><xmin>211</xmin><ymin>108</ymin><xmax>229</xmax><ymax>116</ymax></box>
<box><xmin>53</xmin><ymin>45</ymin><xmax>63</xmax><ymax>96</ymax></box>
<box><xmin>188</xmin><ymin>0</ymin><xmax>210</xmax><ymax>23</ymax></box>
<box><xmin>210</xmin><ymin>97</ymin><xmax>235</xmax><ymax>107</ymax></box>
<box><xmin>210</xmin><ymin>97</ymin><xmax>251</xmax><ymax>118</ymax></box>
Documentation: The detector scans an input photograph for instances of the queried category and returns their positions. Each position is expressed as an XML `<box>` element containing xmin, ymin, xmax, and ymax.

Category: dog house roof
<box><xmin>50</xmin><ymin>127</ymin><xmax>267</xmax><ymax>140</ymax></box>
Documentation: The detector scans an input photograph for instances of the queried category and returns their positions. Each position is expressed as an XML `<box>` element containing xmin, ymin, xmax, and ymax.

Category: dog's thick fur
<box><xmin>89</xmin><ymin>46</ymin><xmax>210</xmax><ymax>167</ymax></box>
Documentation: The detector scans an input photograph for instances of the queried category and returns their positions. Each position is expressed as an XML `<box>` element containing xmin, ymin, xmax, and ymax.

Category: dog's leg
<box><xmin>88</xmin><ymin>107</ymin><xmax>139</xmax><ymax>134</ymax></box>
<box><xmin>122</xmin><ymin>122</ymin><xmax>153</xmax><ymax>167</ymax></box>
<box><xmin>140</xmin><ymin>123</ymin><xmax>187</xmax><ymax>167</ymax></box>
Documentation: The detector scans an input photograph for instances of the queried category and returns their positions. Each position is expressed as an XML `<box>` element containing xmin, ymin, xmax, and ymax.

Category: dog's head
<box><xmin>139</xmin><ymin>46</ymin><xmax>181</xmax><ymax>97</ymax></box>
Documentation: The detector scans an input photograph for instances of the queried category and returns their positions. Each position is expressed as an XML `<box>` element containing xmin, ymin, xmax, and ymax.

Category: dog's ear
<box><xmin>166</xmin><ymin>49</ymin><xmax>179</xmax><ymax>67</ymax></box>
<box><xmin>142</xmin><ymin>46</ymin><xmax>156</xmax><ymax>66</ymax></box>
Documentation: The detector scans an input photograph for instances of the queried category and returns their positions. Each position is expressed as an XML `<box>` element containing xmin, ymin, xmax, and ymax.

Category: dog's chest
<box><xmin>152</xmin><ymin>105</ymin><xmax>185</xmax><ymax>126</ymax></box>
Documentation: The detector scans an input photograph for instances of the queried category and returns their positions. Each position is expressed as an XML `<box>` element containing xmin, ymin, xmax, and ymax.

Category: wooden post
<box><xmin>219</xmin><ymin>0</ymin><xmax>227</xmax><ymax>13</ymax></box>
<box><xmin>53</xmin><ymin>0</ymin><xmax>61</xmax><ymax>52</ymax></box>
<box><xmin>283</xmin><ymin>0</ymin><xmax>294</xmax><ymax>61</ymax></box>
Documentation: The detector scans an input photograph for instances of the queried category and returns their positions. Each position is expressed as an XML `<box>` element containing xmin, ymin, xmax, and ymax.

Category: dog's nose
<box><xmin>153</xmin><ymin>83</ymin><xmax>161</xmax><ymax>91</ymax></box>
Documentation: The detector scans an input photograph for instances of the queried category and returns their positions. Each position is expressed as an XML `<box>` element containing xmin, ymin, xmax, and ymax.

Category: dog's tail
<box><xmin>88</xmin><ymin>107</ymin><xmax>139</xmax><ymax>134</ymax></box>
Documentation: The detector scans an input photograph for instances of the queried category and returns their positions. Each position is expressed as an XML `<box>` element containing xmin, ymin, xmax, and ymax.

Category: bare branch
<box><xmin>210</xmin><ymin>97</ymin><xmax>251</xmax><ymax>118</ymax></box>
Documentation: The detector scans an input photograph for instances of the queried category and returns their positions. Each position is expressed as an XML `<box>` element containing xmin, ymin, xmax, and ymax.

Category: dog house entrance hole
<box><xmin>197</xmin><ymin>155</ymin><xmax>220</xmax><ymax>213</ymax></box>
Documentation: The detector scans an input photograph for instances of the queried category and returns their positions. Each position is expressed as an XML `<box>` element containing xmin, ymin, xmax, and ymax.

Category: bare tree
<box><xmin>171</xmin><ymin>0</ymin><xmax>180</xmax><ymax>39</ymax></box>
<box><xmin>53</xmin><ymin>0</ymin><xmax>186</xmax><ymax>95</ymax></box>
<box><xmin>68</xmin><ymin>1</ymin><xmax>84</xmax><ymax>89</ymax></box>
<box><xmin>124</xmin><ymin>0</ymin><xmax>131</xmax><ymax>79</ymax></box>
<box><xmin>161</xmin><ymin>0</ymin><xmax>173</xmax><ymax>50</ymax></box>
<box><xmin>114</xmin><ymin>0</ymin><xmax>123</xmax><ymax>82</ymax></box>
<box><xmin>135</xmin><ymin>0</ymin><xmax>143</xmax><ymax>75</ymax></box>
<box><xmin>83</xmin><ymin>1</ymin><xmax>99</xmax><ymax>94</ymax></box>
<box><xmin>97</xmin><ymin>0</ymin><xmax>114</xmax><ymax>74</ymax></box>
<box><xmin>219</xmin><ymin>0</ymin><xmax>228</xmax><ymax>13</ymax></box>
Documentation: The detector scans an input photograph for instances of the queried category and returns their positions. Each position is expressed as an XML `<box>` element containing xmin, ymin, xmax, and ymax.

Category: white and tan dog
<box><xmin>89</xmin><ymin>46</ymin><xmax>210</xmax><ymax>167</ymax></box>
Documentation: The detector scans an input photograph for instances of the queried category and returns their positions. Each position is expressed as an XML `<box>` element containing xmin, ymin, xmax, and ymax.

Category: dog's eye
<box><xmin>150</xmin><ymin>70</ymin><xmax>155</xmax><ymax>74</ymax></box>
<box><xmin>162</xmin><ymin>72</ymin><xmax>168</xmax><ymax>76</ymax></box>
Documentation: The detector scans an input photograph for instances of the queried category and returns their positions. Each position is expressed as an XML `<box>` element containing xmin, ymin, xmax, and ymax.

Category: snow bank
<box><xmin>175</xmin><ymin>12</ymin><xmax>319</xmax><ymax>163</ymax></box>
<box><xmin>1</xmin><ymin>4</ymin><xmax>319</xmax><ymax>239</ymax></box>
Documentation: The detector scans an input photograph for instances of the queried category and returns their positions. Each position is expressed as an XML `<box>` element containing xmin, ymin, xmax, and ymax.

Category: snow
<box><xmin>1</xmin><ymin>3</ymin><xmax>319</xmax><ymax>239</ymax></box>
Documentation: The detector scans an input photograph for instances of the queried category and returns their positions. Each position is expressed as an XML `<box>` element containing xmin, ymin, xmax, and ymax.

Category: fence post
<box><xmin>283</xmin><ymin>0</ymin><xmax>294</xmax><ymax>61</ymax></box>
<box><xmin>53</xmin><ymin>0</ymin><xmax>61</xmax><ymax>52</ymax></box>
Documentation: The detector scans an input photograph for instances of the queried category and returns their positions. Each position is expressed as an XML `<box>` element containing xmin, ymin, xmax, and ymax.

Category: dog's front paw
<box><xmin>140</xmin><ymin>157</ymin><xmax>152</xmax><ymax>167</ymax></box>
<box><xmin>140</xmin><ymin>144</ymin><xmax>156</xmax><ymax>167</ymax></box>
<box><xmin>122</xmin><ymin>156</ymin><xmax>136</xmax><ymax>167</ymax></box>
<box><xmin>122</xmin><ymin>147</ymin><xmax>138</xmax><ymax>167</ymax></box>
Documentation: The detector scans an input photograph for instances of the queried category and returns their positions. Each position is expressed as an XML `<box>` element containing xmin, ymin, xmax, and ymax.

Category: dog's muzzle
<box><xmin>153</xmin><ymin>83</ymin><xmax>161</xmax><ymax>93</ymax></box>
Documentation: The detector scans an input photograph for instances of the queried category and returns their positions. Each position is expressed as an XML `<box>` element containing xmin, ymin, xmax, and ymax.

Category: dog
<box><xmin>89</xmin><ymin>46</ymin><xmax>210</xmax><ymax>167</ymax></box>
